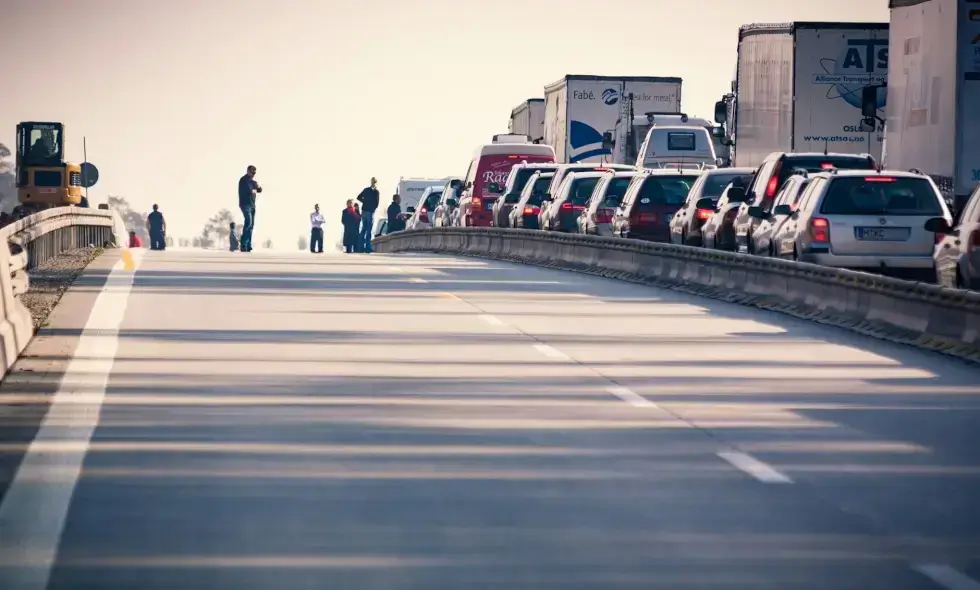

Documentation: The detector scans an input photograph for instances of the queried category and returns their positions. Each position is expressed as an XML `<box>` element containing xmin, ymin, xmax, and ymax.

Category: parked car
<box><xmin>612</xmin><ymin>169</ymin><xmax>700</xmax><ymax>242</ymax></box>
<box><xmin>767</xmin><ymin>169</ymin><xmax>952</xmax><ymax>281</ymax></box>
<box><xmin>405</xmin><ymin>186</ymin><xmax>444</xmax><ymax>230</ymax></box>
<box><xmin>432</xmin><ymin>178</ymin><xmax>462</xmax><ymax>228</ymax></box>
<box><xmin>490</xmin><ymin>161</ymin><xmax>559</xmax><ymax>228</ymax></box>
<box><xmin>750</xmin><ymin>172</ymin><xmax>812</xmax><ymax>256</ymax></box>
<box><xmin>924</xmin><ymin>182</ymin><xmax>980</xmax><ymax>289</ymax></box>
<box><xmin>669</xmin><ymin>167</ymin><xmax>754</xmax><ymax>246</ymax></box>
<box><xmin>701</xmin><ymin>181</ymin><xmax>750</xmax><ymax>250</ymax></box>
<box><xmin>509</xmin><ymin>172</ymin><xmax>554</xmax><ymax>229</ymax></box>
<box><xmin>578</xmin><ymin>170</ymin><xmax>640</xmax><ymax>236</ymax></box>
<box><xmin>733</xmin><ymin>152</ymin><xmax>877</xmax><ymax>254</ymax></box>
<box><xmin>539</xmin><ymin>171</ymin><xmax>606</xmax><ymax>232</ymax></box>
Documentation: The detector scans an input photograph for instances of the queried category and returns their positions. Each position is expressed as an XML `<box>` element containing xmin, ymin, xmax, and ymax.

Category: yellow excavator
<box><xmin>15</xmin><ymin>121</ymin><xmax>83</xmax><ymax>211</ymax></box>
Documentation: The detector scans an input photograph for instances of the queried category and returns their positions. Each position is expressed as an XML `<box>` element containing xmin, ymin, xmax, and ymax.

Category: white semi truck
<box><xmin>714</xmin><ymin>21</ymin><xmax>890</xmax><ymax>168</ymax></box>
<box><xmin>543</xmin><ymin>75</ymin><xmax>682</xmax><ymax>164</ymax></box>
<box><xmin>508</xmin><ymin>99</ymin><xmax>546</xmax><ymax>143</ymax></box>
<box><xmin>877</xmin><ymin>0</ymin><xmax>980</xmax><ymax>214</ymax></box>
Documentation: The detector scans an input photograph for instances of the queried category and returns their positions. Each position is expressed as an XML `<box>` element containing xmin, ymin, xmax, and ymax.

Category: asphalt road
<box><xmin>1</xmin><ymin>248</ymin><xmax>978</xmax><ymax>589</ymax></box>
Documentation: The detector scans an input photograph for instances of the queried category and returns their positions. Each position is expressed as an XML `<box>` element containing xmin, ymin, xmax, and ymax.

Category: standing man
<box><xmin>146</xmin><ymin>204</ymin><xmax>166</xmax><ymax>250</ymax></box>
<box><xmin>356</xmin><ymin>177</ymin><xmax>380</xmax><ymax>253</ymax></box>
<box><xmin>386</xmin><ymin>194</ymin><xmax>405</xmax><ymax>233</ymax></box>
<box><xmin>310</xmin><ymin>204</ymin><xmax>325</xmax><ymax>253</ymax></box>
<box><xmin>238</xmin><ymin>165</ymin><xmax>262</xmax><ymax>253</ymax></box>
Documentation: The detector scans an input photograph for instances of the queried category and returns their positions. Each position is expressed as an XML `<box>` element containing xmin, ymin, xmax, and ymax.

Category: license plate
<box><xmin>485</xmin><ymin>202</ymin><xmax>495</xmax><ymax>210</ymax></box>
<box><xmin>855</xmin><ymin>227</ymin><xmax>910</xmax><ymax>241</ymax></box>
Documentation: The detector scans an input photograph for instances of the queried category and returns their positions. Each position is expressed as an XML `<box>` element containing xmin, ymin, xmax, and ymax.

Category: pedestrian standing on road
<box><xmin>386</xmin><ymin>194</ymin><xmax>406</xmax><ymax>233</ymax></box>
<box><xmin>229</xmin><ymin>222</ymin><xmax>239</xmax><ymax>252</ymax></box>
<box><xmin>342</xmin><ymin>200</ymin><xmax>360</xmax><ymax>253</ymax></box>
<box><xmin>238</xmin><ymin>165</ymin><xmax>262</xmax><ymax>253</ymax></box>
<box><xmin>146</xmin><ymin>204</ymin><xmax>166</xmax><ymax>250</ymax></box>
<box><xmin>310</xmin><ymin>204</ymin><xmax>325</xmax><ymax>253</ymax></box>
<box><xmin>356</xmin><ymin>177</ymin><xmax>380</xmax><ymax>253</ymax></box>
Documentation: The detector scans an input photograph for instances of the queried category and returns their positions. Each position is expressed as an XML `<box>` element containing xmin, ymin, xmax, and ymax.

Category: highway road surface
<box><xmin>0</xmin><ymin>248</ymin><xmax>979</xmax><ymax>589</ymax></box>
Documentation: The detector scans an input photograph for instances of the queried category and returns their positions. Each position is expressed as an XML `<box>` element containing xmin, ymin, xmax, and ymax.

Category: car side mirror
<box><xmin>772</xmin><ymin>204</ymin><xmax>792</xmax><ymax>216</ymax></box>
<box><xmin>923</xmin><ymin>217</ymin><xmax>953</xmax><ymax>234</ymax></box>
<box><xmin>861</xmin><ymin>85</ymin><xmax>880</xmax><ymax>119</ymax></box>
<box><xmin>406</xmin><ymin>206</ymin><xmax>415</xmax><ymax>214</ymax></box>
<box><xmin>711</xmin><ymin>126</ymin><xmax>725</xmax><ymax>138</ymax></box>
<box><xmin>715</xmin><ymin>157</ymin><xmax>725</xmax><ymax>167</ymax></box>
<box><xmin>487</xmin><ymin>182</ymin><xmax>501</xmax><ymax>194</ymax></box>
<box><xmin>714</xmin><ymin>100</ymin><xmax>728</xmax><ymax>124</ymax></box>
<box><xmin>602</xmin><ymin>131</ymin><xmax>614</xmax><ymax>150</ymax></box>
<box><xmin>727</xmin><ymin>186</ymin><xmax>746</xmax><ymax>201</ymax></box>
<box><xmin>748</xmin><ymin>206</ymin><xmax>767</xmax><ymax>219</ymax></box>
<box><xmin>695</xmin><ymin>197</ymin><xmax>715</xmax><ymax>210</ymax></box>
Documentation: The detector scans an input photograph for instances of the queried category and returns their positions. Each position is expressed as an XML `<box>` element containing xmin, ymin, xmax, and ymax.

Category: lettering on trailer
<box><xmin>482</xmin><ymin>170</ymin><xmax>509</xmax><ymax>184</ymax></box>
<box><xmin>842</xmin><ymin>38</ymin><xmax>889</xmax><ymax>73</ymax></box>
<box><xmin>571</xmin><ymin>88</ymin><xmax>677</xmax><ymax>104</ymax></box>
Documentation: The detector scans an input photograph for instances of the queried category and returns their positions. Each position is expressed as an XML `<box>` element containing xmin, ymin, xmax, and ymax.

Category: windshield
<box><xmin>820</xmin><ymin>177</ymin><xmax>944</xmax><ymax>216</ymax></box>
<box><xmin>507</xmin><ymin>167</ymin><xmax>557</xmax><ymax>202</ymax></box>
<box><xmin>782</xmin><ymin>155</ymin><xmax>875</xmax><ymax>175</ymax></box>
<box><xmin>567</xmin><ymin>177</ymin><xmax>601</xmax><ymax>205</ymax></box>
<box><xmin>422</xmin><ymin>192</ymin><xmax>442</xmax><ymax>210</ymax></box>
<box><xmin>703</xmin><ymin>173</ymin><xmax>752</xmax><ymax>198</ymax></box>
<box><xmin>24</xmin><ymin>125</ymin><xmax>62</xmax><ymax>163</ymax></box>
<box><xmin>635</xmin><ymin>175</ymin><xmax>698</xmax><ymax>209</ymax></box>
<box><xmin>600</xmin><ymin>176</ymin><xmax>634</xmax><ymax>207</ymax></box>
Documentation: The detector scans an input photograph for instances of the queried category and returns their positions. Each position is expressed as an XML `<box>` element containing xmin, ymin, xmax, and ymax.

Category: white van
<box><xmin>637</xmin><ymin>124</ymin><xmax>721</xmax><ymax>170</ymax></box>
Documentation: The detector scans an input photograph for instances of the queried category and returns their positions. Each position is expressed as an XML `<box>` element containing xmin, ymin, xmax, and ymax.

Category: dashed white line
<box><xmin>717</xmin><ymin>451</ymin><xmax>793</xmax><ymax>484</ymax></box>
<box><xmin>913</xmin><ymin>565</ymin><xmax>980</xmax><ymax>590</ymax></box>
<box><xmin>0</xmin><ymin>252</ymin><xmax>143</xmax><ymax>589</ymax></box>
<box><xmin>532</xmin><ymin>343</ymin><xmax>569</xmax><ymax>360</ymax></box>
<box><xmin>479</xmin><ymin>315</ymin><xmax>504</xmax><ymax>326</ymax></box>
<box><xmin>408</xmin><ymin>277</ymin><xmax>427</xmax><ymax>283</ymax></box>
<box><xmin>606</xmin><ymin>386</ymin><xmax>658</xmax><ymax>408</ymax></box>
<box><xmin>387</xmin><ymin>266</ymin><xmax>404</xmax><ymax>272</ymax></box>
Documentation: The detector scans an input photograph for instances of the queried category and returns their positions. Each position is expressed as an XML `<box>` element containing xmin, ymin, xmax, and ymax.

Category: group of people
<box><xmin>337</xmin><ymin>177</ymin><xmax>407</xmax><ymax>253</ymax></box>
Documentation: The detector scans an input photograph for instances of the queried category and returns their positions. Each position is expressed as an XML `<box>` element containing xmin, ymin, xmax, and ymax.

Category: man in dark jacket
<box><xmin>146</xmin><ymin>204</ymin><xmax>166</xmax><ymax>250</ymax></box>
<box><xmin>237</xmin><ymin>165</ymin><xmax>262</xmax><ymax>252</ymax></box>
<box><xmin>386</xmin><ymin>194</ymin><xmax>405</xmax><ymax>233</ymax></box>
<box><xmin>356</xmin><ymin>177</ymin><xmax>380</xmax><ymax>253</ymax></box>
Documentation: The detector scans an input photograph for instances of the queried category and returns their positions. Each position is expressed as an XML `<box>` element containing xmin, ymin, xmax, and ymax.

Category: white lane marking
<box><xmin>606</xmin><ymin>386</ymin><xmax>658</xmax><ymax>408</ymax></box>
<box><xmin>479</xmin><ymin>315</ymin><xmax>504</xmax><ymax>326</ymax></box>
<box><xmin>0</xmin><ymin>252</ymin><xmax>143</xmax><ymax>589</ymax></box>
<box><xmin>408</xmin><ymin>277</ymin><xmax>427</xmax><ymax>283</ymax></box>
<box><xmin>913</xmin><ymin>565</ymin><xmax>980</xmax><ymax>590</ymax></box>
<box><xmin>443</xmin><ymin>293</ymin><xmax>461</xmax><ymax>301</ymax></box>
<box><xmin>717</xmin><ymin>451</ymin><xmax>793</xmax><ymax>484</ymax></box>
<box><xmin>387</xmin><ymin>266</ymin><xmax>404</xmax><ymax>272</ymax></box>
<box><xmin>532</xmin><ymin>344</ymin><xmax>569</xmax><ymax>360</ymax></box>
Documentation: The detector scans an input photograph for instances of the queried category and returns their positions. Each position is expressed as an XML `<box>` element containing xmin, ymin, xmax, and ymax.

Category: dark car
<box><xmin>612</xmin><ymin>170</ymin><xmax>700</xmax><ymax>242</ymax></box>
<box><xmin>578</xmin><ymin>170</ymin><xmax>640</xmax><ymax>236</ymax></box>
<box><xmin>732</xmin><ymin>151</ymin><xmax>877</xmax><ymax>254</ymax></box>
<box><xmin>540</xmin><ymin>172</ymin><xmax>606</xmax><ymax>232</ymax></box>
<box><xmin>508</xmin><ymin>172</ymin><xmax>554</xmax><ymax>230</ymax></box>
<box><xmin>489</xmin><ymin>161</ymin><xmax>558</xmax><ymax>227</ymax></box>
<box><xmin>669</xmin><ymin>167</ymin><xmax>754</xmax><ymax>246</ymax></box>
<box><xmin>701</xmin><ymin>181</ymin><xmax>751</xmax><ymax>251</ymax></box>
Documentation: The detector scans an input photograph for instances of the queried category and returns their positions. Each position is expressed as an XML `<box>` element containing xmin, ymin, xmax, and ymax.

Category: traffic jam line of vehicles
<box><xmin>394</xmin><ymin>10</ymin><xmax>980</xmax><ymax>291</ymax></box>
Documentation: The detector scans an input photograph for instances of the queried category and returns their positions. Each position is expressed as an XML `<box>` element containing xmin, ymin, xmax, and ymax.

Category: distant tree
<box><xmin>297</xmin><ymin>235</ymin><xmax>308</xmax><ymax>250</ymax></box>
<box><xmin>107</xmin><ymin>195</ymin><xmax>149</xmax><ymax>244</ymax></box>
<box><xmin>199</xmin><ymin>208</ymin><xmax>235</xmax><ymax>248</ymax></box>
<box><xmin>0</xmin><ymin>142</ymin><xmax>15</xmax><ymax>214</ymax></box>
<box><xmin>263</xmin><ymin>239</ymin><xmax>273</xmax><ymax>249</ymax></box>
<box><xmin>192</xmin><ymin>236</ymin><xmax>201</xmax><ymax>248</ymax></box>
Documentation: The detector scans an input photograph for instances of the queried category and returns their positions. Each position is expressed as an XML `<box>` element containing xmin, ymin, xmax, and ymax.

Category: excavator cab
<box><xmin>15</xmin><ymin>121</ymin><xmax>82</xmax><ymax>208</ymax></box>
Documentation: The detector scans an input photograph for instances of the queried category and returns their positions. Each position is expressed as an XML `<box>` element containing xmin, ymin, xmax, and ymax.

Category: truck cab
<box><xmin>604</xmin><ymin>112</ymin><xmax>726</xmax><ymax>167</ymax></box>
<box><xmin>636</xmin><ymin>124</ymin><xmax>721</xmax><ymax>170</ymax></box>
<box><xmin>15</xmin><ymin>121</ymin><xmax>83</xmax><ymax>209</ymax></box>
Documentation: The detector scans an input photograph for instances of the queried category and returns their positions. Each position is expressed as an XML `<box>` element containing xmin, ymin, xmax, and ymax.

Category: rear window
<box><xmin>703</xmin><ymin>173</ymin><xmax>751</xmax><ymax>198</ymax></box>
<box><xmin>600</xmin><ymin>177</ymin><xmax>633</xmax><ymax>207</ymax></box>
<box><xmin>476</xmin><ymin>153</ymin><xmax>554</xmax><ymax>199</ymax></box>
<box><xmin>667</xmin><ymin>132</ymin><xmax>696</xmax><ymax>151</ymax></box>
<box><xmin>781</xmin><ymin>155</ymin><xmax>875</xmax><ymax>176</ymax></box>
<box><xmin>819</xmin><ymin>176</ymin><xmax>944</xmax><ymax>216</ymax></box>
<box><xmin>568</xmin><ymin>177</ymin><xmax>601</xmax><ymax>205</ymax></box>
<box><xmin>423</xmin><ymin>192</ymin><xmax>442</xmax><ymax>210</ymax></box>
<box><xmin>635</xmin><ymin>175</ymin><xmax>698</xmax><ymax>209</ymax></box>
<box><xmin>526</xmin><ymin>176</ymin><xmax>553</xmax><ymax>206</ymax></box>
<box><xmin>507</xmin><ymin>167</ymin><xmax>557</xmax><ymax>202</ymax></box>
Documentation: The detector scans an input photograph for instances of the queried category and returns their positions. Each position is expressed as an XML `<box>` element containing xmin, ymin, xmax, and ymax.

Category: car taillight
<box><xmin>636</xmin><ymin>212</ymin><xmax>657</xmax><ymax>224</ymax></box>
<box><xmin>809</xmin><ymin>217</ymin><xmax>830</xmax><ymax>242</ymax></box>
<box><xmin>419</xmin><ymin>208</ymin><xmax>428</xmax><ymax>222</ymax></box>
<box><xmin>765</xmin><ymin>162</ymin><xmax>783</xmax><ymax>198</ymax></box>
<box><xmin>560</xmin><ymin>202</ymin><xmax>573</xmax><ymax>210</ymax></box>
<box><xmin>523</xmin><ymin>205</ymin><xmax>539</xmax><ymax>215</ymax></box>
<box><xmin>472</xmin><ymin>197</ymin><xmax>482</xmax><ymax>208</ymax></box>
<box><xmin>595</xmin><ymin>208</ymin><xmax>614</xmax><ymax>223</ymax></box>
<box><xmin>696</xmin><ymin>208</ymin><xmax>713</xmax><ymax>221</ymax></box>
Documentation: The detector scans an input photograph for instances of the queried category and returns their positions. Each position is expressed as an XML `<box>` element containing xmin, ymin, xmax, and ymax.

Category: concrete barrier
<box><xmin>374</xmin><ymin>228</ymin><xmax>980</xmax><ymax>363</ymax></box>
<box><xmin>0</xmin><ymin>207</ymin><xmax>126</xmax><ymax>377</ymax></box>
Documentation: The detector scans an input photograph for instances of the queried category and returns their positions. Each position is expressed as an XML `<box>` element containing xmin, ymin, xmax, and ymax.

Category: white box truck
<box><xmin>397</xmin><ymin>177</ymin><xmax>453</xmax><ymax>211</ymax></box>
<box><xmin>543</xmin><ymin>75</ymin><xmax>682</xmax><ymax>163</ymax></box>
<box><xmin>881</xmin><ymin>0</ymin><xmax>980</xmax><ymax>213</ymax></box>
<box><xmin>508</xmin><ymin>99</ymin><xmax>545</xmax><ymax>142</ymax></box>
<box><xmin>716</xmin><ymin>22</ymin><xmax>889</xmax><ymax>168</ymax></box>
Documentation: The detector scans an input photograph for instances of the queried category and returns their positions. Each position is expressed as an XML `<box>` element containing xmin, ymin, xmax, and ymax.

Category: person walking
<box><xmin>356</xmin><ymin>177</ymin><xmax>380</xmax><ymax>253</ymax></box>
<box><xmin>238</xmin><ymin>165</ymin><xmax>262</xmax><ymax>252</ymax></box>
<box><xmin>342</xmin><ymin>200</ymin><xmax>360</xmax><ymax>253</ymax></box>
<box><xmin>310</xmin><ymin>204</ymin><xmax>325</xmax><ymax>253</ymax></box>
<box><xmin>146</xmin><ymin>204</ymin><xmax>166</xmax><ymax>250</ymax></box>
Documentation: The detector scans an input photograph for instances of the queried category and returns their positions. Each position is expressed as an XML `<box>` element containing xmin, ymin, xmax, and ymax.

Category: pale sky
<box><xmin>0</xmin><ymin>0</ymin><xmax>888</xmax><ymax>246</ymax></box>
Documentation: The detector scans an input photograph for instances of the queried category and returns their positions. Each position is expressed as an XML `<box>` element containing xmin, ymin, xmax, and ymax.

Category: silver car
<box><xmin>750</xmin><ymin>173</ymin><xmax>812</xmax><ymax>257</ymax></box>
<box><xmin>767</xmin><ymin>169</ymin><xmax>952</xmax><ymax>280</ymax></box>
<box><xmin>925</xmin><ymin>183</ymin><xmax>980</xmax><ymax>289</ymax></box>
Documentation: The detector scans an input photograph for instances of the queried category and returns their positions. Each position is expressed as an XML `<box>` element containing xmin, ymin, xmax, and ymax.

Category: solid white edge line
<box><xmin>532</xmin><ymin>343</ymin><xmax>568</xmax><ymax>360</ymax></box>
<box><xmin>0</xmin><ymin>252</ymin><xmax>143</xmax><ymax>587</ymax></box>
<box><xmin>408</xmin><ymin>277</ymin><xmax>427</xmax><ymax>283</ymax></box>
<box><xmin>479</xmin><ymin>315</ymin><xmax>504</xmax><ymax>326</ymax></box>
<box><xmin>606</xmin><ymin>386</ymin><xmax>658</xmax><ymax>408</ymax></box>
<box><xmin>387</xmin><ymin>266</ymin><xmax>404</xmax><ymax>272</ymax></box>
<box><xmin>717</xmin><ymin>451</ymin><xmax>793</xmax><ymax>484</ymax></box>
<box><xmin>913</xmin><ymin>565</ymin><xmax>980</xmax><ymax>590</ymax></box>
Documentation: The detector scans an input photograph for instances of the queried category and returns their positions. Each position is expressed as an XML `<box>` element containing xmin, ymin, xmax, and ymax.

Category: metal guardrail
<box><xmin>374</xmin><ymin>228</ymin><xmax>980</xmax><ymax>363</ymax></box>
<box><xmin>0</xmin><ymin>206</ymin><xmax>126</xmax><ymax>377</ymax></box>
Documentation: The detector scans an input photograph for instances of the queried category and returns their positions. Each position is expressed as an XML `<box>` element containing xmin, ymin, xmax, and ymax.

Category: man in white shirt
<box><xmin>310</xmin><ymin>204</ymin><xmax>325</xmax><ymax>253</ymax></box>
